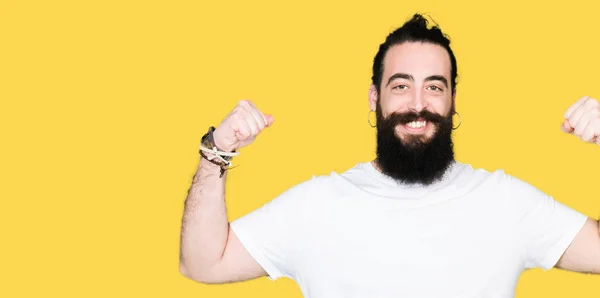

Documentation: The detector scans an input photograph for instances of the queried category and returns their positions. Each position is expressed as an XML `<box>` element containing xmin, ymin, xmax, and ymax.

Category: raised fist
<box><xmin>561</xmin><ymin>96</ymin><xmax>600</xmax><ymax>145</ymax></box>
<box><xmin>212</xmin><ymin>100</ymin><xmax>274</xmax><ymax>152</ymax></box>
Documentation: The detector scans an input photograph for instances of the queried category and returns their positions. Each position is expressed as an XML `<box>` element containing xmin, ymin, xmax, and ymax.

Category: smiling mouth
<box><xmin>397</xmin><ymin>117</ymin><xmax>432</xmax><ymax>134</ymax></box>
<box><xmin>405</xmin><ymin>120</ymin><xmax>427</xmax><ymax>129</ymax></box>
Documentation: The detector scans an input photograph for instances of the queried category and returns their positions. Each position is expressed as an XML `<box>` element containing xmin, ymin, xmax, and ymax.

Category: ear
<box><xmin>368</xmin><ymin>84</ymin><xmax>378</xmax><ymax>111</ymax></box>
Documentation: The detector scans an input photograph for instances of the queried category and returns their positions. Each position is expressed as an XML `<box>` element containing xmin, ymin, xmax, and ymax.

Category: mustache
<box><xmin>384</xmin><ymin>110</ymin><xmax>448</xmax><ymax>126</ymax></box>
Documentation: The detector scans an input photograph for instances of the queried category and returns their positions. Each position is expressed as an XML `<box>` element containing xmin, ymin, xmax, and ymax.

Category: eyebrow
<box><xmin>386</xmin><ymin>73</ymin><xmax>413</xmax><ymax>86</ymax></box>
<box><xmin>425</xmin><ymin>75</ymin><xmax>448</xmax><ymax>88</ymax></box>
<box><xmin>386</xmin><ymin>73</ymin><xmax>448</xmax><ymax>88</ymax></box>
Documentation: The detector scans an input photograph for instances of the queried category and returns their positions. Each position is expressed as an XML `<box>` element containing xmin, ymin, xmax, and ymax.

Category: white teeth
<box><xmin>407</xmin><ymin>121</ymin><xmax>427</xmax><ymax>128</ymax></box>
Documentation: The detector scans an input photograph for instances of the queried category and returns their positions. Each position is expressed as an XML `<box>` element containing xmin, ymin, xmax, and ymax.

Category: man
<box><xmin>179</xmin><ymin>14</ymin><xmax>600</xmax><ymax>297</ymax></box>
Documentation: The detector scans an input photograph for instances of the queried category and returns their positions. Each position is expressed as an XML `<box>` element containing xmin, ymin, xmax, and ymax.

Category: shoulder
<box><xmin>439</xmin><ymin>161</ymin><xmax>551</xmax><ymax>205</ymax></box>
<box><xmin>452</xmin><ymin>161</ymin><xmax>534</xmax><ymax>190</ymax></box>
<box><xmin>462</xmin><ymin>164</ymin><xmax>554</xmax><ymax>211</ymax></box>
<box><xmin>304</xmin><ymin>162</ymin><xmax>371</xmax><ymax>186</ymax></box>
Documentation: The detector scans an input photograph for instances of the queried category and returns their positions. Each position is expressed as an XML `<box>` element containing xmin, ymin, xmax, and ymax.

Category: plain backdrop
<box><xmin>1</xmin><ymin>0</ymin><xmax>599</xmax><ymax>297</ymax></box>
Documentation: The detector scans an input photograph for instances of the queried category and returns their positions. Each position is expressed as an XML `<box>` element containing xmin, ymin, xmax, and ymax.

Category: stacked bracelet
<box><xmin>199</xmin><ymin>126</ymin><xmax>239</xmax><ymax>178</ymax></box>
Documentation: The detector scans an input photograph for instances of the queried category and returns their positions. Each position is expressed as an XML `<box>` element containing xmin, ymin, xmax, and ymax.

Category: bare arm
<box><xmin>178</xmin><ymin>158</ymin><xmax>266</xmax><ymax>283</ymax></box>
<box><xmin>555</xmin><ymin>97</ymin><xmax>600</xmax><ymax>273</ymax></box>
<box><xmin>556</xmin><ymin>218</ymin><xmax>600</xmax><ymax>274</ymax></box>
<box><xmin>179</xmin><ymin>100</ymin><xmax>274</xmax><ymax>284</ymax></box>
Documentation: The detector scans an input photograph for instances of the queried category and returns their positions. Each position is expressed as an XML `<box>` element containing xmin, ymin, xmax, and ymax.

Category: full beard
<box><xmin>375</xmin><ymin>104</ymin><xmax>455</xmax><ymax>185</ymax></box>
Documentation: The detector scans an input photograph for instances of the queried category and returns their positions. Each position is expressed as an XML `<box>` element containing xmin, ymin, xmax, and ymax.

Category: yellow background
<box><xmin>1</xmin><ymin>0</ymin><xmax>599</xmax><ymax>297</ymax></box>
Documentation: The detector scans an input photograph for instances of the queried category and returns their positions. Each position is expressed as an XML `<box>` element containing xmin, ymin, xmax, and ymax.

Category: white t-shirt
<box><xmin>230</xmin><ymin>160</ymin><xmax>588</xmax><ymax>298</ymax></box>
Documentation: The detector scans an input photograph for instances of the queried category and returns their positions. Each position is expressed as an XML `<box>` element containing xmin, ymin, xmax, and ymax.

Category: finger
<box><xmin>243</xmin><ymin>111</ymin><xmax>261</xmax><ymax>136</ymax></box>
<box><xmin>581</xmin><ymin>119</ymin><xmax>600</xmax><ymax>142</ymax></box>
<box><xmin>564</xmin><ymin>96</ymin><xmax>589</xmax><ymax>118</ymax></box>
<box><xmin>233</xmin><ymin>117</ymin><xmax>253</xmax><ymax>140</ymax></box>
<box><xmin>242</xmin><ymin>105</ymin><xmax>267</xmax><ymax>131</ymax></box>
<box><xmin>239</xmin><ymin>100</ymin><xmax>268</xmax><ymax>130</ymax></box>
<box><xmin>561</xmin><ymin>120</ymin><xmax>573</xmax><ymax>133</ymax></box>
<box><xmin>265</xmin><ymin>114</ymin><xmax>274</xmax><ymax>126</ymax></box>
<box><xmin>591</xmin><ymin>118</ymin><xmax>600</xmax><ymax>143</ymax></box>
<box><xmin>568</xmin><ymin>104</ymin><xmax>588</xmax><ymax>133</ymax></box>
<box><xmin>244</xmin><ymin>100</ymin><xmax>269</xmax><ymax>126</ymax></box>
<box><xmin>573</xmin><ymin>111</ymin><xmax>594</xmax><ymax>137</ymax></box>
<box><xmin>236</xmin><ymin>101</ymin><xmax>259</xmax><ymax>131</ymax></box>
<box><xmin>573</xmin><ymin>99</ymin><xmax>600</xmax><ymax>135</ymax></box>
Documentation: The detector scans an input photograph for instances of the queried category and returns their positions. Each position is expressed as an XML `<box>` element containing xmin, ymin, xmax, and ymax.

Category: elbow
<box><xmin>179</xmin><ymin>262</ymin><xmax>221</xmax><ymax>284</ymax></box>
<box><xmin>179</xmin><ymin>262</ymin><xmax>205</xmax><ymax>283</ymax></box>
<box><xmin>179</xmin><ymin>262</ymin><xmax>193</xmax><ymax>280</ymax></box>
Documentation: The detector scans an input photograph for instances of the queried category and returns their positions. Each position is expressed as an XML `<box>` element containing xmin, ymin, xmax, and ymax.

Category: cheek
<box><xmin>430</xmin><ymin>97</ymin><xmax>453</xmax><ymax>116</ymax></box>
<box><xmin>380</xmin><ymin>97</ymin><xmax>408</xmax><ymax>116</ymax></box>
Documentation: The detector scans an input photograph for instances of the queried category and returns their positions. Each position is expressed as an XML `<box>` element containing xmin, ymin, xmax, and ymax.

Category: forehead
<box><xmin>383</xmin><ymin>42</ymin><xmax>451</xmax><ymax>81</ymax></box>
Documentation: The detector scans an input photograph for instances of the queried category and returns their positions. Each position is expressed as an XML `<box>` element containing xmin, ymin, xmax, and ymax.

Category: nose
<box><xmin>407</xmin><ymin>89</ymin><xmax>427</xmax><ymax>112</ymax></box>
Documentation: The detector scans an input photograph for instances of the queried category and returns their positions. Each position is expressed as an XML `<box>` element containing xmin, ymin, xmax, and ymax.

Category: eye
<box><xmin>393</xmin><ymin>85</ymin><xmax>408</xmax><ymax>90</ymax></box>
<box><xmin>427</xmin><ymin>85</ymin><xmax>443</xmax><ymax>92</ymax></box>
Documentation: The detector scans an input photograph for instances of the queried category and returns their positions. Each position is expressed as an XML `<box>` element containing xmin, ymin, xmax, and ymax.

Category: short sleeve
<box><xmin>506</xmin><ymin>175</ymin><xmax>588</xmax><ymax>270</ymax></box>
<box><xmin>229</xmin><ymin>176</ymin><xmax>316</xmax><ymax>281</ymax></box>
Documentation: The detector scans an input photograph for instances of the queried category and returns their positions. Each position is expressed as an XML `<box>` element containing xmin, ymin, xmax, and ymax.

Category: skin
<box><xmin>556</xmin><ymin>96</ymin><xmax>600</xmax><ymax>273</ymax></box>
<box><xmin>178</xmin><ymin>42</ymin><xmax>600</xmax><ymax>285</ymax></box>
<box><xmin>179</xmin><ymin>100</ymin><xmax>271</xmax><ymax>283</ymax></box>
<box><xmin>368</xmin><ymin>42</ymin><xmax>455</xmax><ymax>143</ymax></box>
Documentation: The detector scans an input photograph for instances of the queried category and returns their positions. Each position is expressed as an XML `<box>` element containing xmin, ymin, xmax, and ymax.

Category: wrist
<box><xmin>199</xmin><ymin>126</ymin><xmax>239</xmax><ymax>178</ymax></box>
<box><xmin>200</xmin><ymin>156</ymin><xmax>224</xmax><ymax>169</ymax></box>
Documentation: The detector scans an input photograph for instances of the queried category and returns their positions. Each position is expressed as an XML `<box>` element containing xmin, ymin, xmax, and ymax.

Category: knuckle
<box><xmin>238</xmin><ymin>127</ymin><xmax>250</xmax><ymax>136</ymax></box>
<box><xmin>234</xmin><ymin>113</ymin><xmax>248</xmax><ymax>125</ymax></box>
<box><xmin>248</xmin><ymin>106</ymin><xmax>260</xmax><ymax>115</ymax></box>
<box><xmin>232</xmin><ymin>111</ymin><xmax>242</xmax><ymax>120</ymax></box>
<box><xmin>237</xmin><ymin>106</ymin><xmax>250</xmax><ymax>116</ymax></box>
<box><xmin>232</xmin><ymin>106</ymin><xmax>244</xmax><ymax>115</ymax></box>
<box><xmin>584</xmin><ymin>98</ymin><xmax>597</xmax><ymax>108</ymax></box>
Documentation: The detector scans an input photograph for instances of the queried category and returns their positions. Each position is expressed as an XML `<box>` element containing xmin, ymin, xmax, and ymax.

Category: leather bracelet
<box><xmin>199</xmin><ymin>126</ymin><xmax>235</xmax><ymax>178</ymax></box>
<box><xmin>200</xmin><ymin>150</ymin><xmax>228</xmax><ymax>178</ymax></box>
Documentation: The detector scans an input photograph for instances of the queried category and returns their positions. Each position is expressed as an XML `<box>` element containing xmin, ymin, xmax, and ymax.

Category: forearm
<box><xmin>597</xmin><ymin>219</ymin><xmax>600</xmax><ymax>257</ymax></box>
<box><xmin>556</xmin><ymin>218</ymin><xmax>600</xmax><ymax>274</ymax></box>
<box><xmin>595</xmin><ymin>219</ymin><xmax>600</xmax><ymax>274</ymax></box>
<box><xmin>179</xmin><ymin>158</ymin><xmax>229</xmax><ymax>279</ymax></box>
